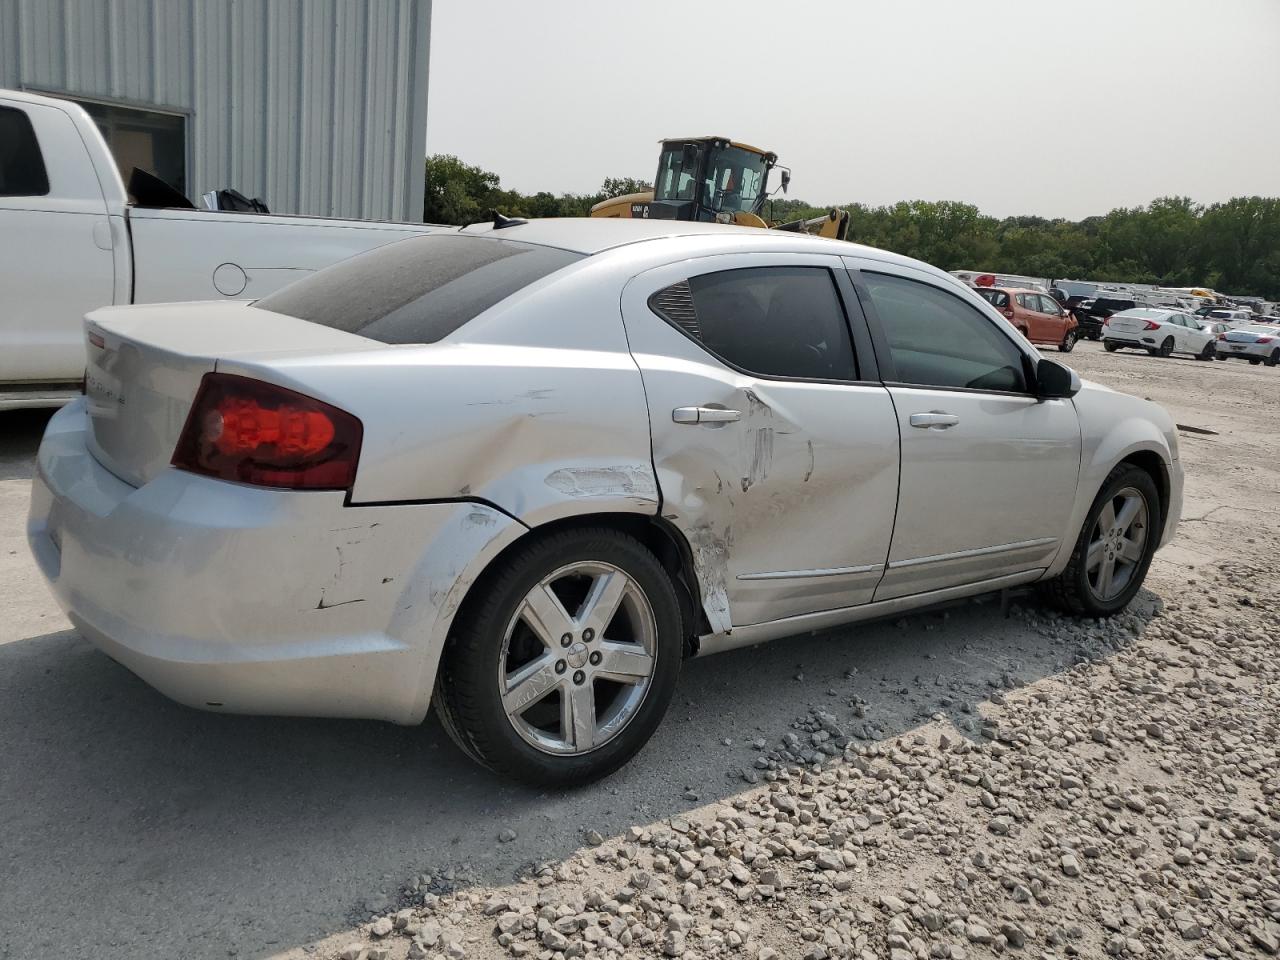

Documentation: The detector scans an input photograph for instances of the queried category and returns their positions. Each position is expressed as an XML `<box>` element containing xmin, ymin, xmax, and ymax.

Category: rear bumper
<box><xmin>1103</xmin><ymin>333</ymin><xmax>1157</xmax><ymax>348</ymax></box>
<box><xmin>1218</xmin><ymin>342</ymin><xmax>1273</xmax><ymax>359</ymax></box>
<box><xmin>27</xmin><ymin>400</ymin><xmax>523</xmax><ymax>724</ymax></box>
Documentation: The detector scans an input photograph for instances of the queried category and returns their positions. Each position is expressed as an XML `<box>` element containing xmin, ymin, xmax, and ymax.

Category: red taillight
<box><xmin>1143</xmin><ymin>321</ymin><xmax>1161</xmax><ymax>331</ymax></box>
<box><xmin>1103</xmin><ymin>316</ymin><xmax>1111</xmax><ymax>326</ymax></box>
<box><xmin>1258</xmin><ymin>337</ymin><xmax>1273</xmax><ymax>344</ymax></box>
<box><xmin>172</xmin><ymin>373</ymin><xmax>362</xmax><ymax>491</ymax></box>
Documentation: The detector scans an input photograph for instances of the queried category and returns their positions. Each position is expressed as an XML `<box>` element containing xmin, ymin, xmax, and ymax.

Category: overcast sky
<box><xmin>426</xmin><ymin>0</ymin><xmax>1280</xmax><ymax>220</ymax></box>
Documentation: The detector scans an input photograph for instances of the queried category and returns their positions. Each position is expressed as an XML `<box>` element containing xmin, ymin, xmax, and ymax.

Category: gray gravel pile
<box><xmin>326</xmin><ymin>569</ymin><xmax>1279</xmax><ymax>960</ymax></box>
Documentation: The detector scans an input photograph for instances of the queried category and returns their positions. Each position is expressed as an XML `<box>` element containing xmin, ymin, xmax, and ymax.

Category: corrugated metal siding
<box><xmin>0</xmin><ymin>0</ymin><xmax>429</xmax><ymax>221</ymax></box>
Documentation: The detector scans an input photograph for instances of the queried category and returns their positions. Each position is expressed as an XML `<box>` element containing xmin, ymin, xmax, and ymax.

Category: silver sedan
<box><xmin>1215</xmin><ymin>324</ymin><xmax>1280</xmax><ymax>366</ymax></box>
<box><xmin>28</xmin><ymin>219</ymin><xmax>1184</xmax><ymax>784</ymax></box>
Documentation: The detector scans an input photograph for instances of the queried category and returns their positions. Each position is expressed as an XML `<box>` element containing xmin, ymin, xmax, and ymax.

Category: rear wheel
<box><xmin>1059</xmin><ymin>330</ymin><xmax>1078</xmax><ymax>353</ymax></box>
<box><xmin>1249</xmin><ymin>358</ymin><xmax>1262</xmax><ymax>366</ymax></box>
<box><xmin>1266</xmin><ymin>349</ymin><xmax>1280</xmax><ymax>368</ymax></box>
<box><xmin>433</xmin><ymin>528</ymin><xmax>683</xmax><ymax>786</ymax></box>
<box><xmin>1104</xmin><ymin>341</ymin><xmax>1121</xmax><ymax>353</ymax></box>
<box><xmin>1157</xmin><ymin>337</ymin><xmax>1175</xmax><ymax>357</ymax></box>
<box><xmin>1198</xmin><ymin>341</ymin><xmax>1216</xmax><ymax>361</ymax></box>
<box><xmin>1039</xmin><ymin>464</ymin><xmax>1160</xmax><ymax>618</ymax></box>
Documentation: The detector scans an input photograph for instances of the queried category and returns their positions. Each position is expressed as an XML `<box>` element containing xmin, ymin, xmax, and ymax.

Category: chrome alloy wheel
<box><xmin>1086</xmin><ymin>487</ymin><xmax>1149</xmax><ymax>602</ymax></box>
<box><xmin>498</xmin><ymin>561</ymin><xmax>657</xmax><ymax>756</ymax></box>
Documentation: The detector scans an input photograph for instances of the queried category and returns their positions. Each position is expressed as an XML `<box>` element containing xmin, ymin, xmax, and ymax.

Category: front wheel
<box><xmin>1039</xmin><ymin>464</ymin><xmax>1160</xmax><ymax>618</ymax></box>
<box><xmin>433</xmin><ymin>527</ymin><xmax>683</xmax><ymax>786</ymax></box>
<box><xmin>1059</xmin><ymin>330</ymin><xmax>1078</xmax><ymax>353</ymax></box>
<box><xmin>1157</xmin><ymin>337</ymin><xmax>1175</xmax><ymax>357</ymax></box>
<box><xmin>1266</xmin><ymin>349</ymin><xmax>1280</xmax><ymax>368</ymax></box>
<box><xmin>1198</xmin><ymin>341</ymin><xmax>1216</xmax><ymax>361</ymax></box>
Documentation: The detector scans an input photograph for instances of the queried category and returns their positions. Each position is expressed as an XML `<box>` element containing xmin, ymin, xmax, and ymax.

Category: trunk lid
<box><xmin>1224</xmin><ymin>329</ymin><xmax>1271</xmax><ymax>343</ymax></box>
<box><xmin>1107</xmin><ymin>316</ymin><xmax>1147</xmax><ymax>333</ymax></box>
<box><xmin>84</xmin><ymin>302</ymin><xmax>381</xmax><ymax>487</ymax></box>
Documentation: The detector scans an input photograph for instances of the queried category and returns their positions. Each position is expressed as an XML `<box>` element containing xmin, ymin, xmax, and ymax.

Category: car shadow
<box><xmin>0</xmin><ymin>587</ymin><xmax>1158</xmax><ymax>959</ymax></box>
<box><xmin>0</xmin><ymin>409</ymin><xmax>54</xmax><ymax>481</ymax></box>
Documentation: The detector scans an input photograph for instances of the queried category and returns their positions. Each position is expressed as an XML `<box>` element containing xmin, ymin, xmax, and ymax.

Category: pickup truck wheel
<box><xmin>433</xmin><ymin>527</ymin><xmax>682</xmax><ymax>786</ymax></box>
<box><xmin>1038</xmin><ymin>464</ymin><xmax>1160</xmax><ymax>618</ymax></box>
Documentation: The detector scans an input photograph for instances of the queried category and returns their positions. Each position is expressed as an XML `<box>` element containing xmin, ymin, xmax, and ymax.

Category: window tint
<box><xmin>74</xmin><ymin>99</ymin><xmax>187</xmax><ymax>198</ymax></box>
<box><xmin>253</xmin><ymin>234</ymin><xmax>583</xmax><ymax>344</ymax></box>
<box><xmin>0</xmin><ymin>106</ymin><xmax>50</xmax><ymax>197</ymax></box>
<box><xmin>975</xmin><ymin>289</ymin><xmax>1009</xmax><ymax>309</ymax></box>
<box><xmin>1038</xmin><ymin>295</ymin><xmax>1061</xmax><ymax>315</ymax></box>
<box><xmin>1015</xmin><ymin>293</ymin><xmax>1032</xmax><ymax>309</ymax></box>
<box><xmin>861</xmin><ymin>273</ymin><xmax>1029</xmax><ymax>393</ymax></box>
<box><xmin>650</xmin><ymin>266</ymin><xmax>858</xmax><ymax>381</ymax></box>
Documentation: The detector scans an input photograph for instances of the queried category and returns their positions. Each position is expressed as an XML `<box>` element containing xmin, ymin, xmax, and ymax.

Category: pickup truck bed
<box><xmin>0</xmin><ymin>88</ymin><xmax>446</xmax><ymax>406</ymax></box>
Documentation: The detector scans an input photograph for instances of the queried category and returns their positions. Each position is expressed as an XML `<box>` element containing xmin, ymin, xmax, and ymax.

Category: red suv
<box><xmin>975</xmin><ymin>287</ymin><xmax>1080</xmax><ymax>352</ymax></box>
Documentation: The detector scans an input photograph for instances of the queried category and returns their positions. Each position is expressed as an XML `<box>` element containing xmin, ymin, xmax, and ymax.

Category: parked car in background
<box><xmin>1204</xmin><ymin>308</ymin><xmax>1254</xmax><ymax>329</ymax></box>
<box><xmin>1074</xmin><ymin>296</ymin><xmax>1139</xmax><ymax>341</ymax></box>
<box><xmin>0</xmin><ymin>88</ymin><xmax>443</xmax><ymax>409</ymax></box>
<box><xmin>974</xmin><ymin>287</ymin><xmax>1080</xmax><ymax>351</ymax></box>
<box><xmin>1216</xmin><ymin>324</ymin><xmax>1280</xmax><ymax>366</ymax></box>
<box><xmin>1199</xmin><ymin>320</ymin><xmax>1228</xmax><ymax>341</ymax></box>
<box><xmin>1103</xmin><ymin>308</ymin><xmax>1218</xmax><ymax>359</ymax></box>
<box><xmin>27</xmin><ymin>219</ymin><xmax>1183</xmax><ymax>784</ymax></box>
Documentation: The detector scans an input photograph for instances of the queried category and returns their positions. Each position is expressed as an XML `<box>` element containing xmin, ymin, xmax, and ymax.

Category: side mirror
<box><xmin>780</xmin><ymin>169</ymin><xmax>791</xmax><ymax>194</ymax></box>
<box><xmin>1036</xmin><ymin>357</ymin><xmax>1081</xmax><ymax>399</ymax></box>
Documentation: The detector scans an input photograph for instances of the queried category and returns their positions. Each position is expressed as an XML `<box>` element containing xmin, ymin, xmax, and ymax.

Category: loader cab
<box><xmin>647</xmin><ymin>137</ymin><xmax>777</xmax><ymax>223</ymax></box>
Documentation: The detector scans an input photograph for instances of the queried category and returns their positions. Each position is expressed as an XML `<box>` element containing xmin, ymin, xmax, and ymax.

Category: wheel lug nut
<box><xmin>573</xmin><ymin>670</ymin><xmax>586</xmax><ymax>685</ymax></box>
<box><xmin>555</xmin><ymin>660</ymin><xmax>567</xmax><ymax>674</ymax></box>
<box><xmin>582</xmin><ymin>628</ymin><xmax>595</xmax><ymax>642</ymax></box>
<box><xmin>560</xmin><ymin>633</ymin><xmax>572</xmax><ymax>647</ymax></box>
<box><xmin>589</xmin><ymin>651</ymin><xmax>602</xmax><ymax>666</ymax></box>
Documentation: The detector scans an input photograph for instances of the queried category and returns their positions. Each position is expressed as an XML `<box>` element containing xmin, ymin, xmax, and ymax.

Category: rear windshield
<box><xmin>1208</xmin><ymin>310</ymin><xmax>1237</xmax><ymax>319</ymax></box>
<box><xmin>975</xmin><ymin>289</ymin><xmax>1009</xmax><ymax>308</ymax></box>
<box><xmin>253</xmin><ymin>234</ymin><xmax>584</xmax><ymax>344</ymax></box>
<box><xmin>1095</xmin><ymin>298</ymin><xmax>1135</xmax><ymax>310</ymax></box>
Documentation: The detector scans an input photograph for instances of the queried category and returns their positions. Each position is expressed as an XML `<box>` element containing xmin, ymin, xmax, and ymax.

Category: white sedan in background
<box><xmin>1216</xmin><ymin>324</ymin><xmax>1280</xmax><ymax>366</ymax></box>
<box><xmin>1103</xmin><ymin>308</ymin><xmax>1218</xmax><ymax>360</ymax></box>
<box><xmin>27</xmin><ymin>219</ymin><xmax>1184</xmax><ymax>785</ymax></box>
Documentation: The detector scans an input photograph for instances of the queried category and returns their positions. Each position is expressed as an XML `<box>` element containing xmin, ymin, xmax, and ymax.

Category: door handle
<box><xmin>909</xmin><ymin>412</ymin><xmax>959</xmax><ymax>429</ymax></box>
<box><xmin>673</xmin><ymin>406</ymin><xmax>742</xmax><ymax>424</ymax></box>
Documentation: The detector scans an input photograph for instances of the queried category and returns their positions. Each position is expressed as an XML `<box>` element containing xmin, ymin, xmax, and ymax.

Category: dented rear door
<box><xmin>620</xmin><ymin>253</ymin><xmax>900</xmax><ymax>629</ymax></box>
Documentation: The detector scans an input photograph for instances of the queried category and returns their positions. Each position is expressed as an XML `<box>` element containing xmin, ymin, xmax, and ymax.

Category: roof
<box><xmin>458</xmin><ymin>216</ymin><xmax>848</xmax><ymax>255</ymax></box>
<box><xmin>660</xmin><ymin>136</ymin><xmax>772</xmax><ymax>156</ymax></box>
<box><xmin>987</xmin><ymin>286</ymin><xmax>1051</xmax><ymax>295</ymax></box>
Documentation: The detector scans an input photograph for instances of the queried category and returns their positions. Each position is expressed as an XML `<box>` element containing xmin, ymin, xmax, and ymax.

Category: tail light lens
<box><xmin>1143</xmin><ymin>321</ymin><xmax>1161</xmax><ymax>330</ymax></box>
<box><xmin>1258</xmin><ymin>337</ymin><xmax>1273</xmax><ymax>344</ymax></box>
<box><xmin>172</xmin><ymin>373</ymin><xmax>362</xmax><ymax>491</ymax></box>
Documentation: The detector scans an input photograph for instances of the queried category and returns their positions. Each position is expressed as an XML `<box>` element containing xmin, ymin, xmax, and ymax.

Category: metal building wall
<box><xmin>0</xmin><ymin>0</ymin><xmax>430</xmax><ymax>222</ymax></box>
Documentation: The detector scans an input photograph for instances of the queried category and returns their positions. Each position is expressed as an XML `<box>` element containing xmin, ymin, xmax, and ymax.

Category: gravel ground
<box><xmin>1</xmin><ymin>342</ymin><xmax>1277</xmax><ymax>959</ymax></box>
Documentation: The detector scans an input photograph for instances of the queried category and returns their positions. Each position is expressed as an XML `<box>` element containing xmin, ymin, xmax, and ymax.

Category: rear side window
<box><xmin>650</xmin><ymin>266</ymin><xmax>858</xmax><ymax>381</ymax></box>
<box><xmin>861</xmin><ymin>272</ymin><xmax>1029</xmax><ymax>393</ymax></box>
<box><xmin>254</xmin><ymin>234</ymin><xmax>583</xmax><ymax>344</ymax></box>
<box><xmin>975</xmin><ymin>289</ymin><xmax>1009</xmax><ymax>308</ymax></box>
<box><xmin>0</xmin><ymin>106</ymin><xmax>50</xmax><ymax>197</ymax></box>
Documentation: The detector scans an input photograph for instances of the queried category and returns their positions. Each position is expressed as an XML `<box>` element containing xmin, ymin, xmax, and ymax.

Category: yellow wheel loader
<box><xmin>589</xmin><ymin>136</ymin><xmax>849</xmax><ymax>241</ymax></box>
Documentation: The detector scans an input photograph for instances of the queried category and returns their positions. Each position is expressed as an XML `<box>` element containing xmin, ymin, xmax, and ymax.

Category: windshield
<box><xmin>701</xmin><ymin>144</ymin><xmax>769</xmax><ymax>214</ymax></box>
<box><xmin>1208</xmin><ymin>310</ymin><xmax>1237</xmax><ymax>319</ymax></box>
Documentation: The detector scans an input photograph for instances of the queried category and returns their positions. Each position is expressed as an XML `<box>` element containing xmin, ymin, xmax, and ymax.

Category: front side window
<box><xmin>254</xmin><ymin>234</ymin><xmax>583</xmax><ymax>344</ymax></box>
<box><xmin>700</xmin><ymin>145</ymin><xmax>769</xmax><ymax>215</ymax></box>
<box><xmin>650</xmin><ymin>266</ymin><xmax>858</xmax><ymax>381</ymax></box>
<box><xmin>654</xmin><ymin>143</ymin><xmax>699</xmax><ymax>202</ymax></box>
<box><xmin>861</xmin><ymin>272</ymin><xmax>1029</xmax><ymax>393</ymax></box>
<box><xmin>1038</xmin><ymin>295</ymin><xmax>1062</xmax><ymax>315</ymax></box>
<box><xmin>73</xmin><ymin>98</ymin><xmax>187</xmax><ymax>198</ymax></box>
<box><xmin>0</xmin><ymin>106</ymin><xmax>50</xmax><ymax>197</ymax></box>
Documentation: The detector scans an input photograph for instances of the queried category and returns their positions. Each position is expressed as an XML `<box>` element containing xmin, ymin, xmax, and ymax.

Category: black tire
<box><xmin>1215</xmin><ymin>354</ymin><xmax>1227</xmax><ymax>360</ymax></box>
<box><xmin>1249</xmin><ymin>358</ymin><xmax>1262</xmax><ymax>366</ymax></box>
<box><xmin>1059</xmin><ymin>330</ymin><xmax>1078</xmax><ymax>353</ymax></box>
<box><xmin>1087</xmin><ymin>330</ymin><xmax>1101</xmax><ymax>342</ymax></box>
<box><xmin>1266</xmin><ymin>349</ymin><xmax>1280</xmax><ymax>368</ymax></box>
<box><xmin>1039</xmin><ymin>464</ymin><xmax>1161</xmax><ymax>618</ymax></box>
<box><xmin>1104</xmin><ymin>341</ymin><xmax>1121</xmax><ymax>353</ymax></box>
<box><xmin>433</xmin><ymin>527</ymin><xmax>683</xmax><ymax>786</ymax></box>
<box><xmin>1197</xmin><ymin>341</ymin><xmax>1216</xmax><ymax>361</ymax></box>
<box><xmin>1157</xmin><ymin>337</ymin><xmax>1175</xmax><ymax>358</ymax></box>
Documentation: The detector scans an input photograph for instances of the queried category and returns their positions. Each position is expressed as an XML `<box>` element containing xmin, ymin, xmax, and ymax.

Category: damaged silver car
<box><xmin>29</xmin><ymin>218</ymin><xmax>1183</xmax><ymax>784</ymax></box>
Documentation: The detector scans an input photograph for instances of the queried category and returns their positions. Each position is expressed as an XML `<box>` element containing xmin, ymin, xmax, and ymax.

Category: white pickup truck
<box><xmin>0</xmin><ymin>88</ymin><xmax>445</xmax><ymax>409</ymax></box>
